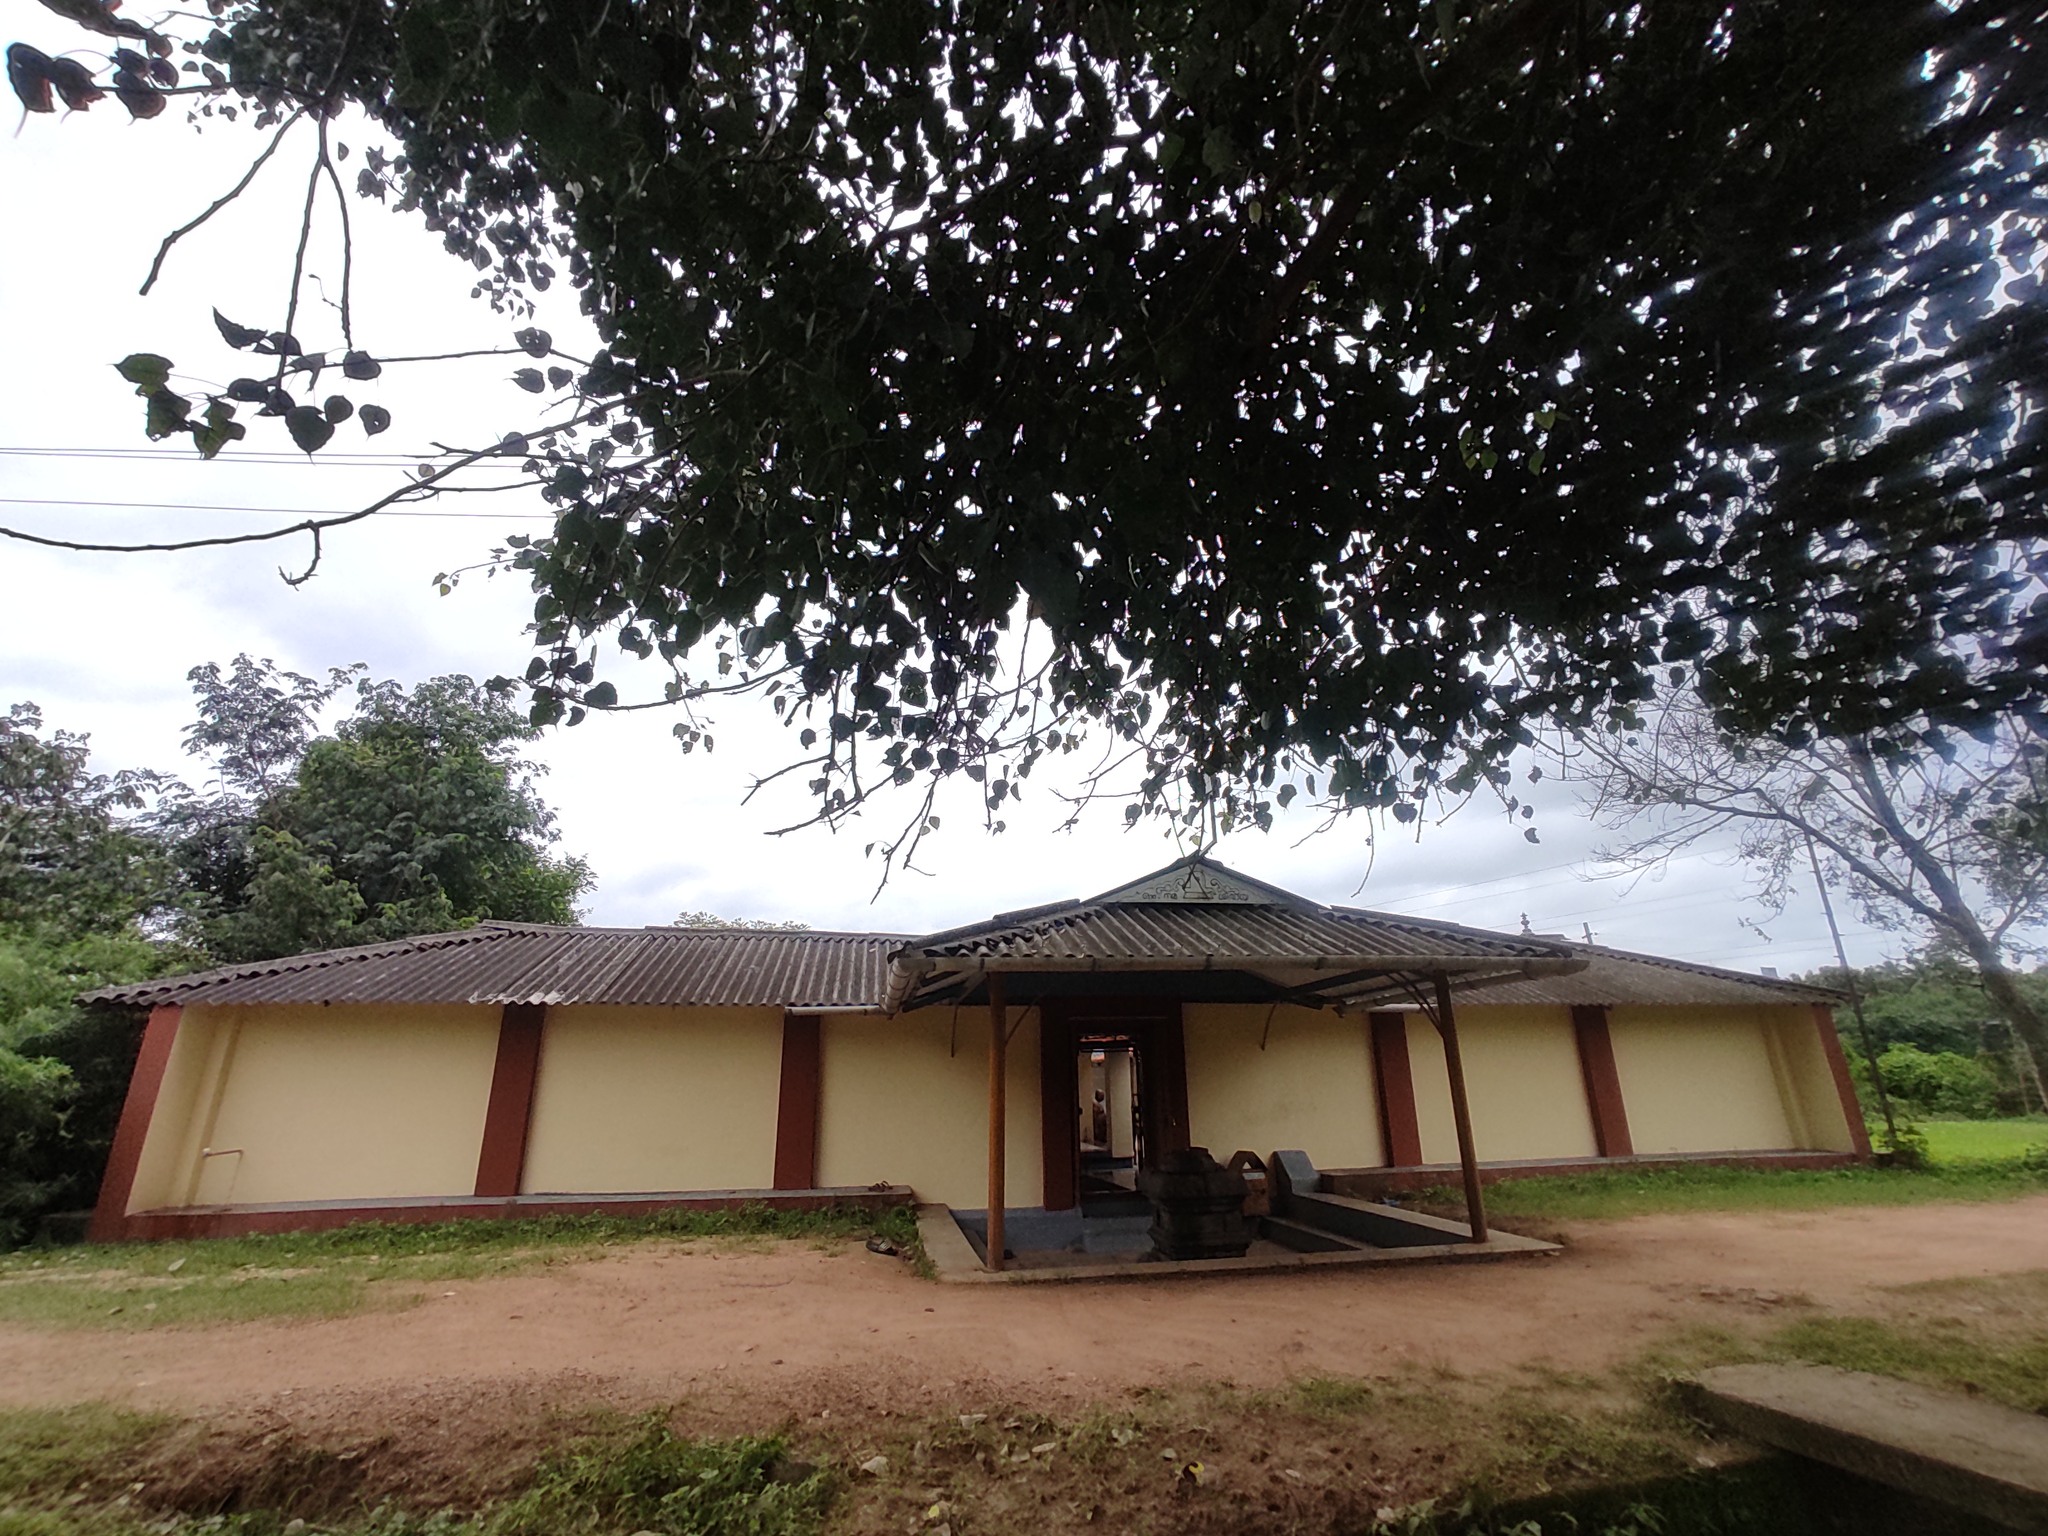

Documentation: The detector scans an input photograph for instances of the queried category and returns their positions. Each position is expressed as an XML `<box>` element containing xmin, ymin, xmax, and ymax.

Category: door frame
<box><xmin>1039</xmin><ymin>997</ymin><xmax>1189</xmax><ymax>1212</ymax></box>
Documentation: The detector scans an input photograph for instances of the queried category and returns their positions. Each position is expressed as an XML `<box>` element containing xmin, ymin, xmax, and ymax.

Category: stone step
<box><xmin>1678</xmin><ymin>1363</ymin><xmax>2048</xmax><ymax>1535</ymax></box>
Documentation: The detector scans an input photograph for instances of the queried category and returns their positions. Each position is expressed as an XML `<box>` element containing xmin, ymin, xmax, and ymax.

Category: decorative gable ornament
<box><xmin>1091</xmin><ymin>861</ymin><xmax>1283</xmax><ymax>906</ymax></box>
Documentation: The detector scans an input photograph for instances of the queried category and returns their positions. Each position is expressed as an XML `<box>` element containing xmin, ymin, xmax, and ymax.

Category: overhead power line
<box><xmin>0</xmin><ymin>494</ymin><xmax>552</xmax><ymax>521</ymax></box>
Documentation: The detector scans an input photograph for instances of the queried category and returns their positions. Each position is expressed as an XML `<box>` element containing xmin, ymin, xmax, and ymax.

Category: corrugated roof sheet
<box><xmin>1450</xmin><ymin>945</ymin><xmax>1844</xmax><ymax>1008</ymax></box>
<box><xmin>913</xmin><ymin>902</ymin><xmax>1567</xmax><ymax>964</ymax></box>
<box><xmin>82</xmin><ymin>856</ymin><xmax>1840</xmax><ymax>1013</ymax></box>
<box><xmin>84</xmin><ymin>923</ymin><xmax>902</xmax><ymax>1010</ymax></box>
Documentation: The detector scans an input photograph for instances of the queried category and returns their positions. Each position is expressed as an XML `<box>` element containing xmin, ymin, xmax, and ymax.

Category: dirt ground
<box><xmin>8</xmin><ymin>1195</ymin><xmax>2047</xmax><ymax>1439</ymax></box>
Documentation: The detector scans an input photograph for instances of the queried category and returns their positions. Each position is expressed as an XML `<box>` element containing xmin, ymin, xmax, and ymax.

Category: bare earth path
<box><xmin>6</xmin><ymin>1197</ymin><xmax>2046</xmax><ymax>1434</ymax></box>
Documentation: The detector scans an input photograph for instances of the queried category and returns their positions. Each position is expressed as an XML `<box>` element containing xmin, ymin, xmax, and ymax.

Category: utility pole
<box><xmin>1805</xmin><ymin>834</ymin><xmax>1900</xmax><ymax>1151</ymax></box>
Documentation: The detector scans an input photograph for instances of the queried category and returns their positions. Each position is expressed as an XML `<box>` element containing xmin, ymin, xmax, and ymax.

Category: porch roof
<box><xmin>881</xmin><ymin>858</ymin><xmax>1586</xmax><ymax>1013</ymax></box>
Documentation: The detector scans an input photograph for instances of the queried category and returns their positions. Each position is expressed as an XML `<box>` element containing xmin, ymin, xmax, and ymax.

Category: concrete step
<box><xmin>1678</xmin><ymin>1363</ymin><xmax>2048</xmax><ymax>1535</ymax></box>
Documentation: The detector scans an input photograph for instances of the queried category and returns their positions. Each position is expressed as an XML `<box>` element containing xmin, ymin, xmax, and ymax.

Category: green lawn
<box><xmin>1919</xmin><ymin>1117</ymin><xmax>2048</xmax><ymax>1164</ymax></box>
<box><xmin>1411</xmin><ymin>1141</ymin><xmax>2048</xmax><ymax>1225</ymax></box>
<box><xmin>0</xmin><ymin>1204</ymin><xmax>918</xmax><ymax>1331</ymax></box>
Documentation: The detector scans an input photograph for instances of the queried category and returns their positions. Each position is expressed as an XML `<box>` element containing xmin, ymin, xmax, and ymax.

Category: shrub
<box><xmin>1875</xmin><ymin>1044</ymin><xmax>1999</xmax><ymax>1118</ymax></box>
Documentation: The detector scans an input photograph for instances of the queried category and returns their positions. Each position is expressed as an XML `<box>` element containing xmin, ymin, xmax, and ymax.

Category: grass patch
<box><xmin>1409</xmin><ymin>1157</ymin><xmax>2048</xmax><ymax>1224</ymax></box>
<box><xmin>1768</xmin><ymin>1313</ymin><xmax>2048</xmax><ymax>1413</ymax></box>
<box><xmin>1919</xmin><ymin>1117</ymin><xmax>2048</xmax><ymax>1165</ymax></box>
<box><xmin>0</xmin><ymin>1409</ymin><xmax>828</xmax><ymax>1536</ymax></box>
<box><xmin>0</xmin><ymin>1204</ymin><xmax>917</xmax><ymax>1331</ymax></box>
<box><xmin>1629</xmin><ymin>1268</ymin><xmax>2048</xmax><ymax>1418</ymax></box>
<box><xmin>0</xmin><ymin>1405</ymin><xmax>171</xmax><ymax>1502</ymax></box>
<box><xmin>1291</xmin><ymin>1375</ymin><xmax>1380</xmax><ymax>1416</ymax></box>
<box><xmin>495</xmin><ymin>1418</ymin><xmax>830</xmax><ymax>1536</ymax></box>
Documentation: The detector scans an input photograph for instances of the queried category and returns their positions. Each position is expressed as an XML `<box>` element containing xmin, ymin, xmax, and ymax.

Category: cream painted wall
<box><xmin>815</xmin><ymin>1005</ymin><xmax>1043</xmax><ymax>1209</ymax></box>
<box><xmin>128</xmin><ymin>1007</ymin><xmax>227</xmax><ymax>1212</ymax></box>
<box><xmin>1763</xmin><ymin>1007</ymin><xmax>1858</xmax><ymax>1152</ymax></box>
<box><xmin>1460</xmin><ymin>1007</ymin><xmax>1600</xmax><ymax>1163</ymax></box>
<box><xmin>1608</xmin><ymin>1006</ymin><xmax>1798</xmax><ymax>1153</ymax></box>
<box><xmin>521</xmin><ymin>1005</ymin><xmax>783</xmax><ymax>1193</ymax></box>
<box><xmin>1399</xmin><ymin>1007</ymin><xmax>1598</xmax><ymax>1165</ymax></box>
<box><xmin>1182</xmin><ymin>1005</ymin><xmax>1384</xmax><ymax>1168</ymax></box>
<box><xmin>131</xmin><ymin>1003</ymin><xmax>501</xmax><ymax>1208</ymax></box>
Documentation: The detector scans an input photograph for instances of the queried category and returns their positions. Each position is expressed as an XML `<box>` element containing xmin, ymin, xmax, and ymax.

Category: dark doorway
<box><xmin>1077</xmin><ymin>1038</ymin><xmax>1144</xmax><ymax>1212</ymax></box>
<box><xmin>1039</xmin><ymin>998</ymin><xmax>1189</xmax><ymax>1212</ymax></box>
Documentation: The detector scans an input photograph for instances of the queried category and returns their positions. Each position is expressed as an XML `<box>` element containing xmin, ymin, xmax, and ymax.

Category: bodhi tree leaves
<box><xmin>17</xmin><ymin>0</ymin><xmax>2048</xmax><ymax>846</ymax></box>
<box><xmin>8</xmin><ymin>10</ymin><xmax>173</xmax><ymax>122</ymax></box>
<box><xmin>115</xmin><ymin>314</ymin><xmax>402</xmax><ymax>456</ymax></box>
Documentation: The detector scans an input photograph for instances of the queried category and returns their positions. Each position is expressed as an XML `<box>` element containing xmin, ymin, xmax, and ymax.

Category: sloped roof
<box><xmin>83</xmin><ymin>856</ymin><xmax>1839</xmax><ymax>1014</ymax></box>
<box><xmin>886</xmin><ymin>861</ymin><xmax>1583</xmax><ymax>1011</ymax></box>
<box><xmin>84</xmin><ymin>923</ymin><xmax>901</xmax><ymax>1011</ymax></box>
<box><xmin>1444</xmin><ymin>943</ymin><xmax>1843</xmax><ymax>1008</ymax></box>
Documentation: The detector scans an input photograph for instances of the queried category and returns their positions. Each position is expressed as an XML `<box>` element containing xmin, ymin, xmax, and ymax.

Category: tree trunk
<box><xmin>1963</xmin><ymin>938</ymin><xmax>2048</xmax><ymax>1087</ymax></box>
<box><xmin>1845</xmin><ymin>740</ymin><xmax>2048</xmax><ymax>1082</ymax></box>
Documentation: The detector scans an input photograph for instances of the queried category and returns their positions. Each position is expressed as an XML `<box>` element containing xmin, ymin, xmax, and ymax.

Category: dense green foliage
<box><xmin>0</xmin><ymin>668</ymin><xmax>593</xmax><ymax>1246</ymax></box>
<box><xmin>1807</xmin><ymin>955</ymin><xmax>2048</xmax><ymax>1117</ymax></box>
<box><xmin>1812</xmin><ymin>958</ymin><xmax>2048</xmax><ymax>1057</ymax></box>
<box><xmin>0</xmin><ymin>707</ymin><xmax>191</xmax><ymax>1245</ymax></box>
<box><xmin>1874</xmin><ymin>1044</ymin><xmax>2001</xmax><ymax>1119</ymax></box>
<box><xmin>10</xmin><ymin>1</ymin><xmax>2045</xmax><ymax>853</ymax></box>
<box><xmin>157</xmin><ymin>660</ymin><xmax>593</xmax><ymax>963</ymax></box>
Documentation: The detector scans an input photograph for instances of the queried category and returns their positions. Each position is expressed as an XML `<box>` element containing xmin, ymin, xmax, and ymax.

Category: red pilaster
<box><xmin>474</xmin><ymin>1003</ymin><xmax>547</xmax><ymax>1198</ymax></box>
<box><xmin>89</xmin><ymin>1004</ymin><xmax>183</xmax><ymax>1243</ymax></box>
<box><xmin>773</xmin><ymin>1012</ymin><xmax>823</xmax><ymax>1190</ymax></box>
<box><xmin>1812</xmin><ymin>1004</ymin><xmax>1874</xmax><ymax>1160</ymax></box>
<box><xmin>1570</xmin><ymin>1004</ymin><xmax>1635</xmax><ymax>1158</ymax></box>
<box><xmin>1369</xmin><ymin>1011</ymin><xmax>1424</xmax><ymax>1167</ymax></box>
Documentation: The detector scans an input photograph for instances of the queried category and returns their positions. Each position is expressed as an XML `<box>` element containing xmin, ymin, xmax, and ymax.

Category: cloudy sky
<box><xmin>0</xmin><ymin>81</ymin><xmax>1904</xmax><ymax>972</ymax></box>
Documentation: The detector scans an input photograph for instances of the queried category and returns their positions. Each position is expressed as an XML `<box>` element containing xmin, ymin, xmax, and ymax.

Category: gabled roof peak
<box><xmin>1084</xmin><ymin>854</ymin><xmax>1318</xmax><ymax>909</ymax></box>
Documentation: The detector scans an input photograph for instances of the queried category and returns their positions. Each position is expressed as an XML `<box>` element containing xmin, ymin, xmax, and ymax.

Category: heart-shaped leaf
<box><xmin>116</xmin><ymin>353</ymin><xmax>173</xmax><ymax>391</ymax></box>
<box><xmin>360</xmin><ymin>404</ymin><xmax>392</xmax><ymax>436</ymax></box>
<box><xmin>323</xmin><ymin>394</ymin><xmax>354</xmax><ymax>424</ymax></box>
<box><xmin>286</xmin><ymin>404</ymin><xmax>334</xmax><ymax>453</ymax></box>
<box><xmin>341</xmin><ymin>350</ymin><xmax>382</xmax><ymax>380</ymax></box>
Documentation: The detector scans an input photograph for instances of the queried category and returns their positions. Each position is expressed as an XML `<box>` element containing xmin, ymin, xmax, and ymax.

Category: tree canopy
<box><xmin>9</xmin><ymin>0</ymin><xmax>2046</xmax><ymax>857</ymax></box>
<box><xmin>160</xmin><ymin>659</ymin><xmax>594</xmax><ymax>961</ymax></box>
<box><xmin>0</xmin><ymin>670</ymin><xmax>595</xmax><ymax>1242</ymax></box>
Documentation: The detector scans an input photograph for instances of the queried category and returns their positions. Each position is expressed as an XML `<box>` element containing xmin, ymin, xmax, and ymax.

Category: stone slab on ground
<box><xmin>1678</xmin><ymin>1363</ymin><xmax>2048</xmax><ymax>1535</ymax></box>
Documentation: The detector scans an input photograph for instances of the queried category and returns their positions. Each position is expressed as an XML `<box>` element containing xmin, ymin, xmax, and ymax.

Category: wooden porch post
<box><xmin>986</xmin><ymin>971</ymin><xmax>1008</xmax><ymax>1273</ymax></box>
<box><xmin>1432</xmin><ymin>971</ymin><xmax>1489</xmax><ymax>1244</ymax></box>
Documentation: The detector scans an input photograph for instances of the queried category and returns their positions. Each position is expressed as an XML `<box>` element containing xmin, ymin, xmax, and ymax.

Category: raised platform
<box><xmin>919</xmin><ymin>1202</ymin><xmax>1558</xmax><ymax>1284</ymax></box>
<box><xmin>105</xmin><ymin>1186</ymin><xmax>916</xmax><ymax>1242</ymax></box>
<box><xmin>1679</xmin><ymin>1363</ymin><xmax>2048</xmax><ymax>1535</ymax></box>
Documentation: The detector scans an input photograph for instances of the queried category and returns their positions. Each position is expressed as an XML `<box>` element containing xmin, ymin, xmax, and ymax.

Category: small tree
<box><xmin>1568</xmin><ymin>691</ymin><xmax>2048</xmax><ymax>1080</ymax></box>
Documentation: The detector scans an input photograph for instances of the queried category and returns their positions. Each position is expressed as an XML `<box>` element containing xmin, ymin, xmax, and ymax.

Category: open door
<box><xmin>1039</xmin><ymin>998</ymin><xmax>1188</xmax><ymax>1212</ymax></box>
